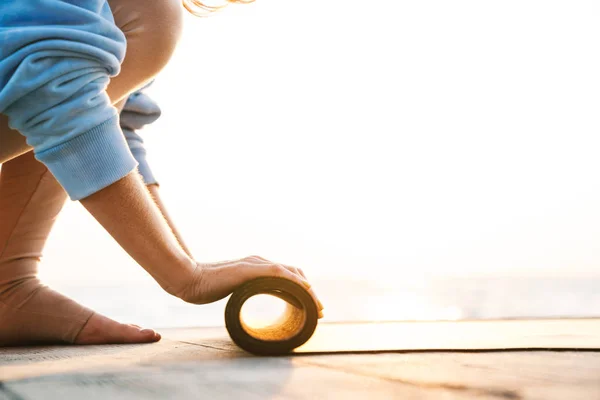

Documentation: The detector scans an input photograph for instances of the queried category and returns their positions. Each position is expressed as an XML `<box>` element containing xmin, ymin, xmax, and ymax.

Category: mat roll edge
<box><xmin>225</xmin><ymin>277</ymin><xmax>319</xmax><ymax>355</ymax></box>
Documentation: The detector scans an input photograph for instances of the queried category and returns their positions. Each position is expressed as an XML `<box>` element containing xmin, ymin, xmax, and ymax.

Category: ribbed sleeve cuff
<box><xmin>36</xmin><ymin>116</ymin><xmax>138</xmax><ymax>200</ymax></box>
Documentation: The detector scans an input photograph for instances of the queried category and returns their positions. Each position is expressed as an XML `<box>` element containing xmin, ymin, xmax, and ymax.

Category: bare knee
<box><xmin>134</xmin><ymin>0</ymin><xmax>184</xmax><ymax>73</ymax></box>
<box><xmin>108</xmin><ymin>0</ymin><xmax>184</xmax><ymax>102</ymax></box>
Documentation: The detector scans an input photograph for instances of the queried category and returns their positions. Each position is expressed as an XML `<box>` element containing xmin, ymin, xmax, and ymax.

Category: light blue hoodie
<box><xmin>0</xmin><ymin>0</ymin><xmax>137</xmax><ymax>200</ymax></box>
<box><xmin>120</xmin><ymin>87</ymin><xmax>162</xmax><ymax>186</ymax></box>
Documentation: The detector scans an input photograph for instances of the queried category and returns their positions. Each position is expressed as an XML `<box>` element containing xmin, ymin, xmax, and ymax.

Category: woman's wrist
<box><xmin>156</xmin><ymin>256</ymin><xmax>199</xmax><ymax>297</ymax></box>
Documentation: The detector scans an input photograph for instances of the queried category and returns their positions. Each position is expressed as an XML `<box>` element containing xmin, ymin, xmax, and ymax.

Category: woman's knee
<box><xmin>108</xmin><ymin>0</ymin><xmax>183</xmax><ymax>102</ymax></box>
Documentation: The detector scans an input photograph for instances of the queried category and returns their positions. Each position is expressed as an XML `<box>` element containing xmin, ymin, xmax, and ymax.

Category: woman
<box><xmin>0</xmin><ymin>0</ymin><xmax>323</xmax><ymax>346</ymax></box>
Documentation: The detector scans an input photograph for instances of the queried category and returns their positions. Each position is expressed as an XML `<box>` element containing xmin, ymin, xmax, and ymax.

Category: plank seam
<box><xmin>293</xmin><ymin>348</ymin><xmax>600</xmax><ymax>356</ymax></box>
<box><xmin>176</xmin><ymin>340</ymin><xmax>231</xmax><ymax>352</ymax></box>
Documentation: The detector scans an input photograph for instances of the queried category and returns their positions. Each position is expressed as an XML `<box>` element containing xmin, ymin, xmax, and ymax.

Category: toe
<box><xmin>76</xmin><ymin>314</ymin><xmax>161</xmax><ymax>345</ymax></box>
<box><xmin>122</xmin><ymin>326</ymin><xmax>158</xmax><ymax>344</ymax></box>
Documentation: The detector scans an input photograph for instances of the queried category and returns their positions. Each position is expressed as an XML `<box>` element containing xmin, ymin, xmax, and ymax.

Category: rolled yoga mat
<box><xmin>225</xmin><ymin>277</ymin><xmax>319</xmax><ymax>355</ymax></box>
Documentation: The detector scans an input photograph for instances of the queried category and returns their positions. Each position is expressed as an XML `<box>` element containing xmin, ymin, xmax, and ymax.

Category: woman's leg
<box><xmin>0</xmin><ymin>152</ymin><xmax>161</xmax><ymax>345</ymax></box>
<box><xmin>0</xmin><ymin>0</ymin><xmax>182</xmax><ymax>345</ymax></box>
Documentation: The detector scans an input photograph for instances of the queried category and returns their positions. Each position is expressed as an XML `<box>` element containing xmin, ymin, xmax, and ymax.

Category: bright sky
<box><xmin>42</xmin><ymin>0</ymin><xmax>600</xmax><ymax>286</ymax></box>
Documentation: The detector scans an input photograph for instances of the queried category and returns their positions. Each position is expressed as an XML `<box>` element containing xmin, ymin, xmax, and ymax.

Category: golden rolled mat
<box><xmin>225</xmin><ymin>277</ymin><xmax>319</xmax><ymax>355</ymax></box>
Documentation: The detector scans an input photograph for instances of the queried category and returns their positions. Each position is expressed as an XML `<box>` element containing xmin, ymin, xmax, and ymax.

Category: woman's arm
<box><xmin>81</xmin><ymin>171</ymin><xmax>323</xmax><ymax>312</ymax></box>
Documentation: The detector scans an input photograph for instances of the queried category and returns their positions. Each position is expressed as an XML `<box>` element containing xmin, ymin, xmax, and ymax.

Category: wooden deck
<box><xmin>1</xmin><ymin>320</ymin><xmax>600</xmax><ymax>399</ymax></box>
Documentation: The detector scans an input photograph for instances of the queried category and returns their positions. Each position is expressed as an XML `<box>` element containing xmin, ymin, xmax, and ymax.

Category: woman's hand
<box><xmin>175</xmin><ymin>256</ymin><xmax>324</xmax><ymax>317</ymax></box>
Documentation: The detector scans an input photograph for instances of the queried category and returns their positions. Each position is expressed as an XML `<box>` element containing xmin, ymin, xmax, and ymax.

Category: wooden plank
<box><xmin>3</xmin><ymin>350</ymin><xmax>600</xmax><ymax>399</ymax></box>
<box><xmin>300</xmin><ymin>352</ymin><xmax>600</xmax><ymax>400</ymax></box>
<box><xmin>0</xmin><ymin>339</ymin><xmax>240</xmax><ymax>382</ymax></box>
<box><xmin>1</xmin><ymin>357</ymin><xmax>499</xmax><ymax>400</ymax></box>
<box><xmin>3</xmin><ymin>319</ymin><xmax>600</xmax><ymax>382</ymax></box>
<box><xmin>2</xmin><ymin>321</ymin><xmax>600</xmax><ymax>400</ymax></box>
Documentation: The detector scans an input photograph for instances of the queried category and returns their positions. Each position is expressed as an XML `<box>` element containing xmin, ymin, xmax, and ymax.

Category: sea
<box><xmin>50</xmin><ymin>276</ymin><xmax>600</xmax><ymax>329</ymax></box>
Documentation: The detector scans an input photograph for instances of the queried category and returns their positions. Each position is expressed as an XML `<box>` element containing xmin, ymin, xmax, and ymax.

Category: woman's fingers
<box><xmin>245</xmin><ymin>257</ymin><xmax>306</xmax><ymax>283</ymax></box>
<box><xmin>242</xmin><ymin>259</ymin><xmax>323</xmax><ymax>312</ymax></box>
<box><xmin>279</xmin><ymin>264</ymin><xmax>324</xmax><ymax>311</ymax></box>
<box><xmin>185</xmin><ymin>260</ymin><xmax>308</xmax><ymax>304</ymax></box>
<box><xmin>296</xmin><ymin>267</ymin><xmax>307</xmax><ymax>280</ymax></box>
<box><xmin>274</xmin><ymin>264</ymin><xmax>312</xmax><ymax>290</ymax></box>
<box><xmin>241</xmin><ymin>260</ymin><xmax>311</xmax><ymax>289</ymax></box>
<box><xmin>202</xmin><ymin>256</ymin><xmax>269</xmax><ymax>269</ymax></box>
<box><xmin>308</xmin><ymin>288</ymin><xmax>324</xmax><ymax>314</ymax></box>
<box><xmin>243</xmin><ymin>257</ymin><xmax>324</xmax><ymax>312</ymax></box>
<box><xmin>232</xmin><ymin>262</ymin><xmax>326</xmax><ymax>319</ymax></box>
<box><xmin>244</xmin><ymin>257</ymin><xmax>308</xmax><ymax>288</ymax></box>
<box><xmin>246</xmin><ymin>255</ymin><xmax>270</xmax><ymax>263</ymax></box>
<box><xmin>270</xmin><ymin>265</ymin><xmax>324</xmax><ymax>318</ymax></box>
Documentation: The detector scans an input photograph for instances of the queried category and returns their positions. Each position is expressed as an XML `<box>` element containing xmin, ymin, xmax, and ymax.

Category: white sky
<box><xmin>42</xmin><ymin>0</ymin><xmax>600</xmax><ymax>285</ymax></box>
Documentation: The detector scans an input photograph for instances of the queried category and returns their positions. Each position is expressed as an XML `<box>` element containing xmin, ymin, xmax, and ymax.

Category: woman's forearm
<box><xmin>80</xmin><ymin>171</ymin><xmax>195</xmax><ymax>295</ymax></box>
<box><xmin>146</xmin><ymin>184</ymin><xmax>193</xmax><ymax>258</ymax></box>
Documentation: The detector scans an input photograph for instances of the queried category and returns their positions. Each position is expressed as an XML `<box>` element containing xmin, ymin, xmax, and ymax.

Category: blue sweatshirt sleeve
<box><xmin>0</xmin><ymin>0</ymin><xmax>137</xmax><ymax>200</ymax></box>
<box><xmin>120</xmin><ymin>87</ymin><xmax>162</xmax><ymax>186</ymax></box>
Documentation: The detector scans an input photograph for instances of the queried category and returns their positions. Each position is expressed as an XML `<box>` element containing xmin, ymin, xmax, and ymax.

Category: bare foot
<box><xmin>75</xmin><ymin>313</ymin><xmax>161</xmax><ymax>345</ymax></box>
<box><xmin>0</xmin><ymin>275</ymin><xmax>160</xmax><ymax>346</ymax></box>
